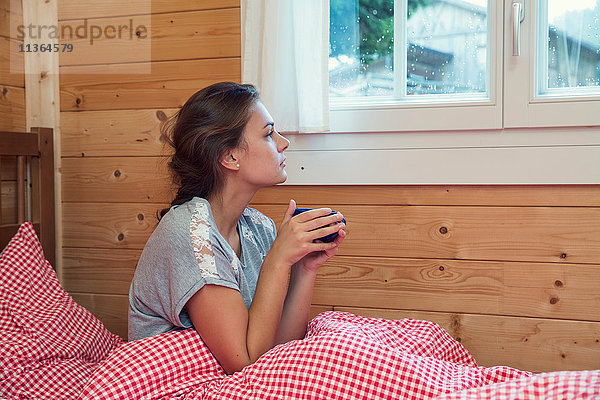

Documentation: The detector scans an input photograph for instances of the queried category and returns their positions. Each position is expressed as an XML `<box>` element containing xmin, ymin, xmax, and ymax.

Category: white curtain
<box><xmin>241</xmin><ymin>0</ymin><xmax>330</xmax><ymax>133</ymax></box>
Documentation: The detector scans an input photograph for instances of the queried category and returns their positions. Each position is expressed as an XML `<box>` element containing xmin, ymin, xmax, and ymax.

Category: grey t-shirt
<box><xmin>128</xmin><ymin>197</ymin><xmax>277</xmax><ymax>341</ymax></box>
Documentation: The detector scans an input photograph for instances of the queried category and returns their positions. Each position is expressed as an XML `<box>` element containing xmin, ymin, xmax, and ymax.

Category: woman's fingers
<box><xmin>292</xmin><ymin>207</ymin><xmax>332</xmax><ymax>223</ymax></box>
<box><xmin>304</xmin><ymin>212</ymin><xmax>344</xmax><ymax>231</ymax></box>
<box><xmin>311</xmin><ymin>239</ymin><xmax>340</xmax><ymax>252</ymax></box>
<box><xmin>308</xmin><ymin>221</ymin><xmax>346</xmax><ymax>242</ymax></box>
<box><xmin>281</xmin><ymin>199</ymin><xmax>296</xmax><ymax>224</ymax></box>
<box><xmin>292</xmin><ymin>211</ymin><xmax>344</xmax><ymax>233</ymax></box>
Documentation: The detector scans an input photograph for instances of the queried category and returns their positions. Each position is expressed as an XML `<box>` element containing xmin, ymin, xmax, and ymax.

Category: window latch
<box><xmin>512</xmin><ymin>0</ymin><xmax>525</xmax><ymax>56</ymax></box>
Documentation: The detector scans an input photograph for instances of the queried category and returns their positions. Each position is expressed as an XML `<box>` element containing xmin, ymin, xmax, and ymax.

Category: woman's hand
<box><xmin>267</xmin><ymin>199</ymin><xmax>346</xmax><ymax>269</ymax></box>
<box><xmin>296</xmin><ymin>226</ymin><xmax>346</xmax><ymax>273</ymax></box>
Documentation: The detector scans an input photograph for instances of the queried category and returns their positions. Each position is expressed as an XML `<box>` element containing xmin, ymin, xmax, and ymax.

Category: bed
<box><xmin>1</xmin><ymin>128</ymin><xmax>599</xmax><ymax>399</ymax></box>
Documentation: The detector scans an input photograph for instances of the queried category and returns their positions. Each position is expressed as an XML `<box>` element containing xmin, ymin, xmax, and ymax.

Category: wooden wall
<box><xmin>57</xmin><ymin>0</ymin><xmax>600</xmax><ymax>374</ymax></box>
<box><xmin>0</xmin><ymin>0</ymin><xmax>25</xmax><ymax>224</ymax></box>
<box><xmin>58</xmin><ymin>0</ymin><xmax>241</xmax><ymax>336</ymax></box>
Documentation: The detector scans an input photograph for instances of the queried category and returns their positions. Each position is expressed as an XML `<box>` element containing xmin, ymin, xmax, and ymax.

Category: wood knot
<box><xmin>550</xmin><ymin>297</ymin><xmax>559</xmax><ymax>305</ymax></box>
<box><xmin>439</xmin><ymin>266</ymin><xmax>445</xmax><ymax>271</ymax></box>
<box><xmin>439</xmin><ymin>226</ymin><xmax>448</xmax><ymax>234</ymax></box>
<box><xmin>2</xmin><ymin>87</ymin><xmax>7</xmax><ymax>96</ymax></box>
<box><xmin>451</xmin><ymin>316</ymin><xmax>460</xmax><ymax>329</ymax></box>
<box><xmin>554</xmin><ymin>280</ymin><xmax>563</xmax><ymax>288</ymax></box>
<box><xmin>114</xmin><ymin>170</ymin><xmax>121</xmax><ymax>177</ymax></box>
<box><xmin>75</xmin><ymin>98</ymin><xmax>81</xmax><ymax>105</ymax></box>
<box><xmin>561</xmin><ymin>353</ymin><xmax>566</xmax><ymax>359</ymax></box>
<box><xmin>81</xmin><ymin>152</ymin><xmax>85</xmax><ymax>157</ymax></box>
<box><xmin>156</xmin><ymin>110</ymin><xmax>167</xmax><ymax>121</ymax></box>
<box><xmin>117</xmin><ymin>233</ymin><xmax>125</xmax><ymax>241</ymax></box>
<box><xmin>137</xmin><ymin>213</ymin><xmax>144</xmax><ymax>221</ymax></box>
<box><xmin>560</xmin><ymin>253</ymin><xmax>567</xmax><ymax>259</ymax></box>
<box><xmin>456</xmin><ymin>337</ymin><xmax>462</xmax><ymax>342</ymax></box>
<box><xmin>135</xmin><ymin>30</ymin><xmax>141</xmax><ymax>36</ymax></box>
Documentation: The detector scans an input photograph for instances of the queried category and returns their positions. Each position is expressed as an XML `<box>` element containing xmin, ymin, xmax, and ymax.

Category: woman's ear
<box><xmin>220</xmin><ymin>151</ymin><xmax>240</xmax><ymax>171</ymax></box>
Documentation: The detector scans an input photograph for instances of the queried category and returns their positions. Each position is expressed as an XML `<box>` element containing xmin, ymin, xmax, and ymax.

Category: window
<box><xmin>506</xmin><ymin>0</ymin><xmax>600</xmax><ymax>127</ymax></box>
<box><xmin>328</xmin><ymin>0</ymin><xmax>600</xmax><ymax>132</ymax></box>
<box><xmin>281</xmin><ymin>0</ymin><xmax>600</xmax><ymax>185</ymax></box>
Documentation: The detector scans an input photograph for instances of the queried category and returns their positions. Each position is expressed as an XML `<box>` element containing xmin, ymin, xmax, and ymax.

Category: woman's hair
<box><xmin>159</xmin><ymin>82</ymin><xmax>261</xmax><ymax>219</ymax></box>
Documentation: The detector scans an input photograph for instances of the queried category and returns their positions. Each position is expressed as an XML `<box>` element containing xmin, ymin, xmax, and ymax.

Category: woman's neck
<box><xmin>207</xmin><ymin>184</ymin><xmax>257</xmax><ymax>242</ymax></box>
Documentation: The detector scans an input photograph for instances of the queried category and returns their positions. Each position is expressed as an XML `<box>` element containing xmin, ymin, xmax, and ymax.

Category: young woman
<box><xmin>128</xmin><ymin>82</ymin><xmax>346</xmax><ymax>375</ymax></box>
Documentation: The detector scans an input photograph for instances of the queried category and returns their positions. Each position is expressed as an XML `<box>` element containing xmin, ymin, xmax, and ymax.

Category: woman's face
<box><xmin>236</xmin><ymin>101</ymin><xmax>290</xmax><ymax>188</ymax></box>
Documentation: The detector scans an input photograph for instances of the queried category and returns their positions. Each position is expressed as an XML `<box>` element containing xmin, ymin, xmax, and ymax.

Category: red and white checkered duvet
<box><xmin>80</xmin><ymin>312</ymin><xmax>530</xmax><ymax>400</ymax></box>
<box><xmin>2</xmin><ymin>223</ymin><xmax>600</xmax><ymax>399</ymax></box>
<box><xmin>79</xmin><ymin>312</ymin><xmax>600</xmax><ymax>400</ymax></box>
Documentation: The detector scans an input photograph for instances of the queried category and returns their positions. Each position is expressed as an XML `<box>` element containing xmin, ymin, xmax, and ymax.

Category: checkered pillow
<box><xmin>0</xmin><ymin>222</ymin><xmax>123</xmax><ymax>399</ymax></box>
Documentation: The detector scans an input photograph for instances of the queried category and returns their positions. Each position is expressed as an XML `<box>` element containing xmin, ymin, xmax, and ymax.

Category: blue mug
<box><xmin>293</xmin><ymin>207</ymin><xmax>347</xmax><ymax>243</ymax></box>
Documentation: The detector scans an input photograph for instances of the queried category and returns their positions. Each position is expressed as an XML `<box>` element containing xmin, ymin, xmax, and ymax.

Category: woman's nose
<box><xmin>277</xmin><ymin>131</ymin><xmax>290</xmax><ymax>152</ymax></box>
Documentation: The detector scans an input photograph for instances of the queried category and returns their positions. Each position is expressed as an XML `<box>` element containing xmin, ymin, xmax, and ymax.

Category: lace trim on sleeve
<box><xmin>245</xmin><ymin>208</ymin><xmax>275</xmax><ymax>233</ymax></box>
<box><xmin>190</xmin><ymin>202</ymin><xmax>219</xmax><ymax>280</ymax></box>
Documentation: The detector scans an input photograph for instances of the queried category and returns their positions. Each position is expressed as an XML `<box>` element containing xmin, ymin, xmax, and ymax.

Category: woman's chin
<box><xmin>277</xmin><ymin>171</ymin><xmax>288</xmax><ymax>184</ymax></box>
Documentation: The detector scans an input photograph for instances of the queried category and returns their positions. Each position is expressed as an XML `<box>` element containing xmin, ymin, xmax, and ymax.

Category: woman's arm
<box><xmin>186</xmin><ymin>253</ymin><xmax>290</xmax><ymax>375</ymax></box>
<box><xmin>274</xmin><ymin>262</ymin><xmax>318</xmax><ymax>345</ymax></box>
<box><xmin>245</xmin><ymin>251</ymin><xmax>294</xmax><ymax>362</ymax></box>
<box><xmin>275</xmin><ymin>225</ymin><xmax>346</xmax><ymax>345</ymax></box>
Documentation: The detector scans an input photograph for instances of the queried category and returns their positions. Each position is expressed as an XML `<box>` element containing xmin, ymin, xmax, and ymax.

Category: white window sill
<box><xmin>281</xmin><ymin>126</ymin><xmax>600</xmax><ymax>185</ymax></box>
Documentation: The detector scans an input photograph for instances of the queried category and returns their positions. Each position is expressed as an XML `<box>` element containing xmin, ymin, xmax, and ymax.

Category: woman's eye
<box><xmin>266</xmin><ymin>130</ymin><xmax>273</xmax><ymax>137</ymax></box>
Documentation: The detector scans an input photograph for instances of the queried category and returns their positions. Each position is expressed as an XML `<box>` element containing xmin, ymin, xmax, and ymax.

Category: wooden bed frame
<box><xmin>0</xmin><ymin>128</ymin><xmax>55</xmax><ymax>267</ymax></box>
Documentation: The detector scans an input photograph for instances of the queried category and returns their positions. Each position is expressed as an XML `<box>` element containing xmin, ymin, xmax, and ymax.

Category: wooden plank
<box><xmin>62</xmin><ymin>203</ymin><xmax>600</xmax><ymax>264</ymax></box>
<box><xmin>253</xmin><ymin>204</ymin><xmax>600</xmax><ymax>264</ymax></box>
<box><xmin>0</xmin><ymin>0</ymin><xmax>22</xmax><ymax>40</ymax></box>
<box><xmin>0</xmin><ymin>132</ymin><xmax>37</xmax><ymax>155</ymax></box>
<box><xmin>70</xmin><ymin>293</ymin><xmax>129</xmax><ymax>340</ymax></box>
<box><xmin>33</xmin><ymin>127</ymin><xmax>56</xmax><ymax>267</ymax></box>
<box><xmin>1</xmin><ymin>181</ymin><xmax>16</xmax><ymax>224</ymax></box>
<box><xmin>59</xmin><ymin>57</ymin><xmax>240</xmax><ymax>111</ymax></box>
<box><xmin>16</xmin><ymin>155</ymin><xmax>24</xmax><ymax>222</ymax></box>
<box><xmin>62</xmin><ymin>247</ymin><xmax>141</xmax><ymax>294</ymax></box>
<box><xmin>253</xmin><ymin>185</ymin><xmax>600</xmax><ymax>207</ymax></box>
<box><xmin>62</xmin><ymin>203</ymin><xmax>165</xmax><ymax>249</ymax></box>
<box><xmin>0</xmin><ymin>85</ymin><xmax>25</xmax><ymax>131</ymax></box>
<box><xmin>313</xmin><ymin>256</ymin><xmax>600</xmax><ymax>321</ymax></box>
<box><xmin>22</xmin><ymin>1</ymin><xmax>60</xmax><ymax>130</ymax></box>
<box><xmin>59</xmin><ymin>0</ymin><xmax>239</xmax><ymax>20</ymax></box>
<box><xmin>1</xmin><ymin>224</ymin><xmax>19</xmax><ymax>247</ymax></box>
<box><xmin>309</xmin><ymin>305</ymin><xmax>334</xmax><ymax>321</ymax></box>
<box><xmin>69</xmin><ymin>292</ymin><xmax>330</xmax><ymax>342</ymax></box>
<box><xmin>336</xmin><ymin>306</ymin><xmax>600</xmax><ymax>372</ymax></box>
<box><xmin>0</xmin><ymin>37</ymin><xmax>24</xmax><ymax>87</ymax></box>
<box><xmin>61</xmin><ymin>157</ymin><xmax>172</xmax><ymax>203</ymax></box>
<box><xmin>59</xmin><ymin>247</ymin><xmax>600</xmax><ymax>322</ymax></box>
<box><xmin>61</xmin><ymin>161</ymin><xmax>600</xmax><ymax>206</ymax></box>
<box><xmin>0</xmin><ymin>156</ymin><xmax>16</xmax><ymax>180</ymax></box>
<box><xmin>61</xmin><ymin>109</ymin><xmax>177</xmax><ymax>156</ymax></box>
<box><xmin>1</xmin><ymin>222</ymin><xmax>40</xmax><ymax>249</ymax></box>
<box><xmin>58</xmin><ymin>9</ymin><xmax>240</xmax><ymax>66</ymax></box>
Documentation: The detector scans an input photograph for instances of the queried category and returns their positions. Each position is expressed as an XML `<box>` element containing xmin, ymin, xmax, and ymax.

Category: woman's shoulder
<box><xmin>242</xmin><ymin>206</ymin><xmax>276</xmax><ymax>233</ymax></box>
<box><xmin>153</xmin><ymin>197</ymin><xmax>207</xmax><ymax>238</ymax></box>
